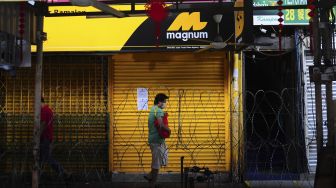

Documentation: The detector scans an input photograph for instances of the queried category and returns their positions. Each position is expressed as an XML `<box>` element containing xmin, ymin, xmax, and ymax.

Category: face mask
<box><xmin>161</xmin><ymin>102</ymin><xmax>167</xmax><ymax>109</ymax></box>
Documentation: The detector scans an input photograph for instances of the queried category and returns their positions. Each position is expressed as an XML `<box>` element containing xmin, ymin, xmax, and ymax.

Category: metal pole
<box><xmin>314</xmin><ymin>84</ymin><xmax>323</xmax><ymax>152</ymax></box>
<box><xmin>320</xmin><ymin>5</ymin><xmax>335</xmax><ymax>148</ymax></box>
<box><xmin>314</xmin><ymin>1</ymin><xmax>336</xmax><ymax>187</ymax></box>
<box><xmin>334</xmin><ymin>100</ymin><xmax>336</xmax><ymax>147</ymax></box>
<box><xmin>311</xmin><ymin>3</ymin><xmax>323</xmax><ymax>154</ymax></box>
<box><xmin>325</xmin><ymin>83</ymin><xmax>335</xmax><ymax>147</ymax></box>
<box><xmin>180</xmin><ymin>156</ymin><xmax>184</xmax><ymax>188</ymax></box>
<box><xmin>32</xmin><ymin>10</ymin><xmax>44</xmax><ymax>188</ymax></box>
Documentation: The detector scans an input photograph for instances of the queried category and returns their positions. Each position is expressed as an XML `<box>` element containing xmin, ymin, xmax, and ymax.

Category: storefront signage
<box><xmin>39</xmin><ymin>3</ymin><xmax>235</xmax><ymax>52</ymax></box>
<box><xmin>166</xmin><ymin>12</ymin><xmax>208</xmax><ymax>41</ymax></box>
<box><xmin>253</xmin><ymin>0</ymin><xmax>336</xmax><ymax>25</ymax></box>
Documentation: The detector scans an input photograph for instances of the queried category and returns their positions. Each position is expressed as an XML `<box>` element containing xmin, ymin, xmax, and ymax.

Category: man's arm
<box><xmin>40</xmin><ymin>108</ymin><xmax>52</xmax><ymax>135</ymax></box>
<box><xmin>40</xmin><ymin>120</ymin><xmax>46</xmax><ymax>134</ymax></box>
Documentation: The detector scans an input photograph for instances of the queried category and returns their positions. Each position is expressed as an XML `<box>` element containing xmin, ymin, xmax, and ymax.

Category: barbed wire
<box><xmin>0</xmin><ymin>88</ymin><xmax>315</xmax><ymax>187</ymax></box>
<box><xmin>112</xmin><ymin>88</ymin><xmax>228</xmax><ymax>174</ymax></box>
<box><xmin>1</xmin><ymin>68</ymin><xmax>316</xmax><ymax>187</ymax></box>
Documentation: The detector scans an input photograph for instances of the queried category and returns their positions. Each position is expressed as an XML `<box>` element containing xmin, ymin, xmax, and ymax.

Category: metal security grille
<box><xmin>110</xmin><ymin>52</ymin><xmax>231</xmax><ymax>173</ymax></box>
<box><xmin>0</xmin><ymin>56</ymin><xmax>108</xmax><ymax>179</ymax></box>
<box><xmin>303</xmin><ymin>51</ymin><xmax>336</xmax><ymax>172</ymax></box>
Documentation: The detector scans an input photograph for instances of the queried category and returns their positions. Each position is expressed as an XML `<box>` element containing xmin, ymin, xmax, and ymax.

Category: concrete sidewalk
<box><xmin>0</xmin><ymin>173</ymin><xmax>315</xmax><ymax>188</ymax></box>
<box><xmin>245</xmin><ymin>181</ymin><xmax>314</xmax><ymax>188</ymax></box>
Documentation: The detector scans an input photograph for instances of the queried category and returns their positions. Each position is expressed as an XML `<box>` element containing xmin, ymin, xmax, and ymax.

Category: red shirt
<box><xmin>40</xmin><ymin>105</ymin><xmax>54</xmax><ymax>142</ymax></box>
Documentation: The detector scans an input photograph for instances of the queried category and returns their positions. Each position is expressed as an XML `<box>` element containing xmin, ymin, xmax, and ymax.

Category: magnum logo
<box><xmin>167</xmin><ymin>12</ymin><xmax>207</xmax><ymax>31</ymax></box>
<box><xmin>166</xmin><ymin>12</ymin><xmax>208</xmax><ymax>41</ymax></box>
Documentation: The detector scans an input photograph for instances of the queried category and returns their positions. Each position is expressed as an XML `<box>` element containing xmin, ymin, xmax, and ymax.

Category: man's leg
<box><xmin>40</xmin><ymin>140</ymin><xmax>65</xmax><ymax>176</ymax></box>
<box><xmin>144</xmin><ymin>169</ymin><xmax>152</xmax><ymax>181</ymax></box>
<box><xmin>48</xmin><ymin>154</ymin><xmax>65</xmax><ymax>176</ymax></box>
<box><xmin>147</xmin><ymin>143</ymin><xmax>161</xmax><ymax>187</ymax></box>
<box><xmin>40</xmin><ymin>140</ymin><xmax>49</xmax><ymax>173</ymax></box>
<box><xmin>150</xmin><ymin>168</ymin><xmax>159</xmax><ymax>188</ymax></box>
<box><xmin>145</xmin><ymin>144</ymin><xmax>156</xmax><ymax>182</ymax></box>
<box><xmin>144</xmin><ymin>144</ymin><xmax>154</xmax><ymax>182</ymax></box>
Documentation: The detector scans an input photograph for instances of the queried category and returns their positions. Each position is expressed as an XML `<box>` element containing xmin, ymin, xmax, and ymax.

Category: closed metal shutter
<box><xmin>109</xmin><ymin>52</ymin><xmax>231</xmax><ymax>173</ymax></box>
<box><xmin>303</xmin><ymin>51</ymin><xmax>336</xmax><ymax>172</ymax></box>
<box><xmin>0</xmin><ymin>56</ymin><xmax>108</xmax><ymax>173</ymax></box>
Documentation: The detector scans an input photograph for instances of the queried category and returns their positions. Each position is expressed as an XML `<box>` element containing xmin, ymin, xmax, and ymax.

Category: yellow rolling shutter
<box><xmin>109</xmin><ymin>52</ymin><xmax>231</xmax><ymax>173</ymax></box>
<box><xmin>0</xmin><ymin>56</ymin><xmax>108</xmax><ymax>173</ymax></box>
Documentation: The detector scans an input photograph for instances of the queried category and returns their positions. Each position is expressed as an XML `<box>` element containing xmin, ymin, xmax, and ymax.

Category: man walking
<box><xmin>145</xmin><ymin>93</ymin><xmax>171</xmax><ymax>188</ymax></box>
<box><xmin>40</xmin><ymin>97</ymin><xmax>70</xmax><ymax>179</ymax></box>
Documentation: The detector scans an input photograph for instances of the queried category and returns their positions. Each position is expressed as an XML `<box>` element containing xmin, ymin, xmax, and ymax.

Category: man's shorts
<box><xmin>150</xmin><ymin>142</ymin><xmax>168</xmax><ymax>170</ymax></box>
